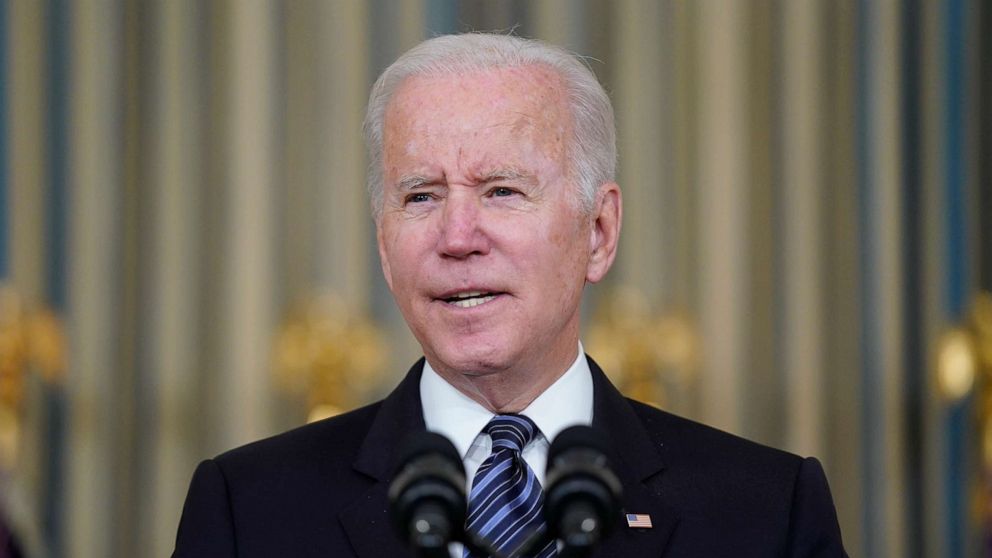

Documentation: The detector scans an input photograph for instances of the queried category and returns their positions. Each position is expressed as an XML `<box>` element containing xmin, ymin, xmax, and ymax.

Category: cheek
<box><xmin>560</xmin><ymin>233</ymin><xmax>593</xmax><ymax>298</ymax></box>
<box><xmin>381</xmin><ymin>228</ymin><xmax>423</xmax><ymax>294</ymax></box>
<box><xmin>547</xmin><ymin>217</ymin><xmax>589</xmax><ymax>263</ymax></box>
<box><xmin>523</xmin><ymin>221</ymin><xmax>589</xmax><ymax>299</ymax></box>
<box><xmin>392</xmin><ymin>247</ymin><xmax>422</xmax><ymax>288</ymax></box>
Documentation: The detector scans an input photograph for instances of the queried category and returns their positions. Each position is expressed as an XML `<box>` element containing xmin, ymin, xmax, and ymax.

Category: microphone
<box><xmin>543</xmin><ymin>426</ymin><xmax>623</xmax><ymax>557</ymax></box>
<box><xmin>388</xmin><ymin>431</ymin><xmax>468</xmax><ymax>558</ymax></box>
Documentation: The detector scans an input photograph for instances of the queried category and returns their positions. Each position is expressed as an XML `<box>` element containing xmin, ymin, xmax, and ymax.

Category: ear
<box><xmin>586</xmin><ymin>182</ymin><xmax>622</xmax><ymax>283</ymax></box>
<box><xmin>376</xmin><ymin>221</ymin><xmax>395</xmax><ymax>292</ymax></box>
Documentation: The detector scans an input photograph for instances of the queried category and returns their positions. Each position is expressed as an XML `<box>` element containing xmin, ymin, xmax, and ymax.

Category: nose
<box><xmin>437</xmin><ymin>192</ymin><xmax>490</xmax><ymax>259</ymax></box>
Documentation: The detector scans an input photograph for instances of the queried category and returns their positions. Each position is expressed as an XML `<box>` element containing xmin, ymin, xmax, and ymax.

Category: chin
<box><xmin>430</xmin><ymin>341</ymin><xmax>515</xmax><ymax>375</ymax></box>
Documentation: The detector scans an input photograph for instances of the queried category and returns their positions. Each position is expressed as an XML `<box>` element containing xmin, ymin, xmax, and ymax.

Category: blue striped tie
<box><xmin>464</xmin><ymin>415</ymin><xmax>556</xmax><ymax>558</ymax></box>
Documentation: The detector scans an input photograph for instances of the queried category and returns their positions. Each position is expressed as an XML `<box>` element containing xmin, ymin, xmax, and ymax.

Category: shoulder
<box><xmin>211</xmin><ymin>400</ymin><xmax>384</xmax><ymax>482</ymax></box>
<box><xmin>627</xmin><ymin>398</ymin><xmax>805</xmax><ymax>507</ymax></box>
<box><xmin>627</xmin><ymin>400</ymin><xmax>846</xmax><ymax>554</ymax></box>
<box><xmin>174</xmin><ymin>400</ymin><xmax>390</xmax><ymax>555</ymax></box>
<box><xmin>628</xmin><ymin>398</ymin><xmax>800</xmax><ymax>468</ymax></box>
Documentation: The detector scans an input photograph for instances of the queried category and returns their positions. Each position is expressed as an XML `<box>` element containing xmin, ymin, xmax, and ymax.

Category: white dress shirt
<box><xmin>420</xmin><ymin>343</ymin><xmax>594</xmax><ymax>556</ymax></box>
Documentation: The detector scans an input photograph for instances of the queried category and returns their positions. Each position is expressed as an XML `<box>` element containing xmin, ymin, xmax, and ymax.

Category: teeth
<box><xmin>450</xmin><ymin>291</ymin><xmax>485</xmax><ymax>300</ymax></box>
<box><xmin>450</xmin><ymin>295</ymin><xmax>496</xmax><ymax>308</ymax></box>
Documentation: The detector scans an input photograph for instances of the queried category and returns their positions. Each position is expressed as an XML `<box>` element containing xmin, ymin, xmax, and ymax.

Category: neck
<box><xmin>431</xmin><ymin>340</ymin><xmax>580</xmax><ymax>414</ymax></box>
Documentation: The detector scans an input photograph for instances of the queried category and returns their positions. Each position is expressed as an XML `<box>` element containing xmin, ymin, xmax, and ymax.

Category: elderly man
<box><xmin>174</xmin><ymin>34</ymin><xmax>845</xmax><ymax>558</ymax></box>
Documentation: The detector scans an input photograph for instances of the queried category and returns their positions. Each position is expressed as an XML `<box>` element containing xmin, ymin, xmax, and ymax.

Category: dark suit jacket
<box><xmin>173</xmin><ymin>357</ymin><xmax>846</xmax><ymax>557</ymax></box>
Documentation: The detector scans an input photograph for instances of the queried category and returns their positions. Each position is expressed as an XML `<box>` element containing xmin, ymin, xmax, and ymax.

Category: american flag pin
<box><xmin>625</xmin><ymin>513</ymin><xmax>653</xmax><ymax>529</ymax></box>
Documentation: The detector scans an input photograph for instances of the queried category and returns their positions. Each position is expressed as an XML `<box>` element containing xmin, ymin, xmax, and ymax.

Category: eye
<box><xmin>406</xmin><ymin>192</ymin><xmax>432</xmax><ymax>204</ymax></box>
<box><xmin>490</xmin><ymin>186</ymin><xmax>516</xmax><ymax>197</ymax></box>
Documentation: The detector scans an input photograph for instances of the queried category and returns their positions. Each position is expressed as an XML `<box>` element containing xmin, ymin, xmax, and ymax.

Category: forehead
<box><xmin>382</xmin><ymin>65</ymin><xmax>571</xmax><ymax>161</ymax></box>
<box><xmin>388</xmin><ymin>64</ymin><xmax>566</xmax><ymax>114</ymax></box>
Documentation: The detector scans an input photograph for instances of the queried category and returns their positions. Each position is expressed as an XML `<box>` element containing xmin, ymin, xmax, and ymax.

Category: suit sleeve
<box><xmin>786</xmin><ymin>457</ymin><xmax>847</xmax><ymax>557</ymax></box>
<box><xmin>172</xmin><ymin>459</ymin><xmax>237</xmax><ymax>558</ymax></box>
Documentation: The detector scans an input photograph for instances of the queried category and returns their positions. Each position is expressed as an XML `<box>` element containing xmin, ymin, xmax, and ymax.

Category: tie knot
<box><xmin>485</xmin><ymin>414</ymin><xmax>539</xmax><ymax>453</ymax></box>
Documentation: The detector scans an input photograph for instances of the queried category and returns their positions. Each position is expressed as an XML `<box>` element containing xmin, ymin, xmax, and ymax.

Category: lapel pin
<box><xmin>625</xmin><ymin>513</ymin><xmax>653</xmax><ymax>529</ymax></box>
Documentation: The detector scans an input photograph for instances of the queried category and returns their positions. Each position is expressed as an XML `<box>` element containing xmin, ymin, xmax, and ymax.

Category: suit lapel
<box><xmin>588</xmin><ymin>357</ymin><xmax>680</xmax><ymax>558</ymax></box>
<box><xmin>339</xmin><ymin>360</ymin><xmax>427</xmax><ymax>558</ymax></box>
<box><xmin>340</xmin><ymin>357</ymin><xmax>680</xmax><ymax>558</ymax></box>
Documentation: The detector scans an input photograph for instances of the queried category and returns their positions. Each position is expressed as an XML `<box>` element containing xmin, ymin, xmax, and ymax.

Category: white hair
<box><xmin>363</xmin><ymin>33</ymin><xmax>616</xmax><ymax>221</ymax></box>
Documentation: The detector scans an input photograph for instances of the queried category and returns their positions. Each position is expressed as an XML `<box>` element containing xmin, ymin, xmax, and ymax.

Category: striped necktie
<box><xmin>464</xmin><ymin>414</ymin><xmax>556</xmax><ymax>558</ymax></box>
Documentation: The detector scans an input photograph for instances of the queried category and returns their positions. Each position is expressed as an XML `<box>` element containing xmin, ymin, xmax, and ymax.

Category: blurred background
<box><xmin>0</xmin><ymin>0</ymin><xmax>989</xmax><ymax>556</ymax></box>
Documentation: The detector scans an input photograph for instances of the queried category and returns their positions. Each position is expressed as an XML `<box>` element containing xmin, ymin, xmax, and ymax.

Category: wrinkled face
<box><xmin>377</xmin><ymin>65</ymin><xmax>607</xmax><ymax>379</ymax></box>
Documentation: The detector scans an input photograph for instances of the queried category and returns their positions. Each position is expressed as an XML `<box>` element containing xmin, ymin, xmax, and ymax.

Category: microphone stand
<box><xmin>504</xmin><ymin>529</ymin><xmax>547</xmax><ymax>558</ymax></box>
<box><xmin>507</xmin><ymin>503</ymin><xmax>603</xmax><ymax>558</ymax></box>
<box><xmin>557</xmin><ymin>547</ymin><xmax>591</xmax><ymax>558</ymax></box>
<box><xmin>456</xmin><ymin>526</ymin><xmax>554</xmax><ymax>558</ymax></box>
<box><xmin>407</xmin><ymin>513</ymin><xmax>503</xmax><ymax>558</ymax></box>
<box><xmin>551</xmin><ymin>502</ymin><xmax>602</xmax><ymax>558</ymax></box>
<box><xmin>457</xmin><ymin>516</ymin><xmax>604</xmax><ymax>558</ymax></box>
<box><xmin>459</xmin><ymin>531</ymin><xmax>506</xmax><ymax>558</ymax></box>
<box><xmin>408</xmin><ymin>501</ymin><xmax>458</xmax><ymax>558</ymax></box>
<box><xmin>504</xmin><ymin>526</ymin><xmax>564</xmax><ymax>558</ymax></box>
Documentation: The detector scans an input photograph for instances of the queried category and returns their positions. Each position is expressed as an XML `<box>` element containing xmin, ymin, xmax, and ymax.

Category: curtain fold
<box><xmin>0</xmin><ymin>1</ymin><xmax>982</xmax><ymax>556</ymax></box>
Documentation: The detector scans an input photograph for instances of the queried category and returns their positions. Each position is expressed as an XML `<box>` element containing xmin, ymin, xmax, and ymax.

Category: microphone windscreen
<box><xmin>389</xmin><ymin>431</ymin><xmax>468</xmax><ymax>552</ymax></box>
<box><xmin>548</xmin><ymin>425</ymin><xmax>611</xmax><ymax>464</ymax></box>
<box><xmin>394</xmin><ymin>430</ymin><xmax>465</xmax><ymax>476</ymax></box>
<box><xmin>544</xmin><ymin>424</ymin><xmax>622</xmax><ymax>548</ymax></box>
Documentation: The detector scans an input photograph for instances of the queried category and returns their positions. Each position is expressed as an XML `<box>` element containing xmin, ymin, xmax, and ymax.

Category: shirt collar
<box><xmin>420</xmin><ymin>361</ymin><xmax>493</xmax><ymax>459</ymax></box>
<box><xmin>420</xmin><ymin>343</ymin><xmax>594</xmax><ymax>457</ymax></box>
<box><xmin>519</xmin><ymin>345</ymin><xmax>594</xmax><ymax>443</ymax></box>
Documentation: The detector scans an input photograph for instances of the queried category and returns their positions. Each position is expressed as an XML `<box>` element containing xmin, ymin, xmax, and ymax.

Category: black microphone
<box><xmin>388</xmin><ymin>431</ymin><xmax>468</xmax><ymax>558</ymax></box>
<box><xmin>543</xmin><ymin>426</ymin><xmax>623</xmax><ymax>558</ymax></box>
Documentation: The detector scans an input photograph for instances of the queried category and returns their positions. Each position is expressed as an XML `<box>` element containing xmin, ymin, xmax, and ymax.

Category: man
<box><xmin>174</xmin><ymin>33</ymin><xmax>846</xmax><ymax>557</ymax></box>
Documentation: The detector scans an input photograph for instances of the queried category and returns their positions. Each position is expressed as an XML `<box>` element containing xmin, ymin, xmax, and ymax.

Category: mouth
<box><xmin>438</xmin><ymin>290</ymin><xmax>504</xmax><ymax>309</ymax></box>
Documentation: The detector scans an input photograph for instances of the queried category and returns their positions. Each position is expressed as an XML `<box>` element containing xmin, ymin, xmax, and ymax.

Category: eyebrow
<box><xmin>397</xmin><ymin>175</ymin><xmax>435</xmax><ymax>190</ymax></box>
<box><xmin>477</xmin><ymin>169</ymin><xmax>533</xmax><ymax>183</ymax></box>
<box><xmin>395</xmin><ymin>169</ymin><xmax>535</xmax><ymax>190</ymax></box>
